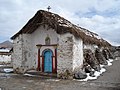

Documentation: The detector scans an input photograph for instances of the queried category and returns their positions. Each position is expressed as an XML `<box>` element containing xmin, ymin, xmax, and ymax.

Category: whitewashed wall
<box><xmin>12</xmin><ymin>25</ymin><xmax>84</xmax><ymax>77</ymax></box>
<box><xmin>12</xmin><ymin>34</ymin><xmax>24</xmax><ymax>73</ymax></box>
<box><xmin>31</xmin><ymin>25</ymin><xmax>58</xmax><ymax>71</ymax></box>
<box><xmin>22</xmin><ymin>34</ymin><xmax>33</xmax><ymax>72</ymax></box>
<box><xmin>73</xmin><ymin>37</ymin><xmax>83</xmax><ymax>72</ymax></box>
<box><xmin>57</xmin><ymin>33</ymin><xmax>74</xmax><ymax>76</ymax></box>
<box><xmin>12</xmin><ymin>25</ymin><xmax>58</xmax><ymax>73</ymax></box>
<box><xmin>0</xmin><ymin>55</ymin><xmax>11</xmax><ymax>64</ymax></box>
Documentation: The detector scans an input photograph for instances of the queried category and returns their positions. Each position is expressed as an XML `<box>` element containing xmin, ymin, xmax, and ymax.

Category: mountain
<box><xmin>0</xmin><ymin>40</ymin><xmax>13</xmax><ymax>49</ymax></box>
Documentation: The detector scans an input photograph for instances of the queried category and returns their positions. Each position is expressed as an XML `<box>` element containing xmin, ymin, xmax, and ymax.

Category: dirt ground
<box><xmin>0</xmin><ymin>59</ymin><xmax>120</xmax><ymax>90</ymax></box>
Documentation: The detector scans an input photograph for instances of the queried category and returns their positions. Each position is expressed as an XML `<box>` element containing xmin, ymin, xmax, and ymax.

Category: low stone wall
<box><xmin>83</xmin><ymin>49</ymin><xmax>100</xmax><ymax>71</ymax></box>
<box><xmin>95</xmin><ymin>48</ymin><xmax>108</xmax><ymax>65</ymax></box>
<box><xmin>110</xmin><ymin>46</ymin><xmax>120</xmax><ymax>60</ymax></box>
<box><xmin>81</xmin><ymin>48</ymin><xmax>114</xmax><ymax>79</ymax></box>
<box><xmin>0</xmin><ymin>55</ymin><xmax>11</xmax><ymax>65</ymax></box>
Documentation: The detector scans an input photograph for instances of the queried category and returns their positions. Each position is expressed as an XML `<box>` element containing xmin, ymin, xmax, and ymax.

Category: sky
<box><xmin>0</xmin><ymin>0</ymin><xmax>120</xmax><ymax>46</ymax></box>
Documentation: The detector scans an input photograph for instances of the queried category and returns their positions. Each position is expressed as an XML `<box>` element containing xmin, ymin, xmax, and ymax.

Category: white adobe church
<box><xmin>11</xmin><ymin>10</ymin><xmax>111</xmax><ymax>77</ymax></box>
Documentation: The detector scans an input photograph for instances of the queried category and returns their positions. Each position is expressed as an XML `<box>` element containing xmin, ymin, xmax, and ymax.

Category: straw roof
<box><xmin>11</xmin><ymin>10</ymin><xmax>111</xmax><ymax>47</ymax></box>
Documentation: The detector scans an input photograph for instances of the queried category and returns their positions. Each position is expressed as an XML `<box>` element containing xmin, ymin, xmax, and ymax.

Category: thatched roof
<box><xmin>11</xmin><ymin>10</ymin><xmax>111</xmax><ymax>47</ymax></box>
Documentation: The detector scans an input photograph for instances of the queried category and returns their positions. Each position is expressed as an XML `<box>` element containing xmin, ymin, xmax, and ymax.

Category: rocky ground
<box><xmin>0</xmin><ymin>58</ymin><xmax>120</xmax><ymax>90</ymax></box>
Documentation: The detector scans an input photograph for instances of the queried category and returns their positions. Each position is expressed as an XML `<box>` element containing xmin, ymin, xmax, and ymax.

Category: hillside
<box><xmin>0</xmin><ymin>40</ymin><xmax>13</xmax><ymax>49</ymax></box>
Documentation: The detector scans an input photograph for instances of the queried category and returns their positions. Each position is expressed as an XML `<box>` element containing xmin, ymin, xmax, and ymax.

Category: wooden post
<box><xmin>37</xmin><ymin>49</ymin><xmax>40</xmax><ymax>71</ymax></box>
<box><xmin>42</xmin><ymin>56</ymin><xmax>44</xmax><ymax>72</ymax></box>
<box><xmin>55</xmin><ymin>48</ymin><xmax>57</xmax><ymax>73</ymax></box>
<box><xmin>52</xmin><ymin>56</ymin><xmax>54</xmax><ymax>73</ymax></box>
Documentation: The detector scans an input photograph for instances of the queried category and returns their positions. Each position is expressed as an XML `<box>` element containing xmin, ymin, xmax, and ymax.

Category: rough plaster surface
<box><xmin>57</xmin><ymin>33</ymin><xmax>73</xmax><ymax>76</ymax></box>
<box><xmin>12</xmin><ymin>26</ymin><xmax>58</xmax><ymax>73</ymax></box>
<box><xmin>12</xmin><ymin>35</ymin><xmax>24</xmax><ymax>73</ymax></box>
<box><xmin>31</xmin><ymin>26</ymin><xmax>57</xmax><ymax>71</ymax></box>
<box><xmin>12</xmin><ymin>25</ymin><xmax>84</xmax><ymax>78</ymax></box>
<box><xmin>73</xmin><ymin>37</ymin><xmax>83</xmax><ymax>72</ymax></box>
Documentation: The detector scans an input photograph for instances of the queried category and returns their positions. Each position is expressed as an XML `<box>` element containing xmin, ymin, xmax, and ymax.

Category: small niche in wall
<box><xmin>28</xmin><ymin>53</ymin><xmax>31</xmax><ymax>57</ymax></box>
<box><xmin>17</xmin><ymin>41</ymin><xmax>19</xmax><ymax>43</ymax></box>
<box><xmin>19</xmin><ymin>48</ymin><xmax>21</xmax><ymax>50</ymax></box>
<box><xmin>57</xmin><ymin>37</ymin><xmax>59</xmax><ymax>42</ymax></box>
<box><xmin>45</xmin><ymin>36</ymin><xmax>50</xmax><ymax>45</ymax></box>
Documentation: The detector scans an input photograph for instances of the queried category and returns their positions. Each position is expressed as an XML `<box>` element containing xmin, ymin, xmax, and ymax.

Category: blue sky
<box><xmin>0</xmin><ymin>0</ymin><xmax>120</xmax><ymax>46</ymax></box>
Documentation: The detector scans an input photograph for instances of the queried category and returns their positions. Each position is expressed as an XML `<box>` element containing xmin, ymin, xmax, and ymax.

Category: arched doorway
<box><xmin>43</xmin><ymin>49</ymin><xmax>53</xmax><ymax>73</ymax></box>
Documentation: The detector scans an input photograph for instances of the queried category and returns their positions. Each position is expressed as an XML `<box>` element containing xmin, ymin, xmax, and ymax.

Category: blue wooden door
<box><xmin>44</xmin><ymin>50</ymin><xmax>52</xmax><ymax>72</ymax></box>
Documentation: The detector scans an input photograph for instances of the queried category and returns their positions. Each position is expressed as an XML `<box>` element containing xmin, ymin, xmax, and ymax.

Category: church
<box><xmin>11</xmin><ymin>10</ymin><xmax>111</xmax><ymax>78</ymax></box>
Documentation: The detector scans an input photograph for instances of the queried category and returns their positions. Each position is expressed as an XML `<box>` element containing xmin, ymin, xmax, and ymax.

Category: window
<box><xmin>45</xmin><ymin>37</ymin><xmax>50</xmax><ymax>45</ymax></box>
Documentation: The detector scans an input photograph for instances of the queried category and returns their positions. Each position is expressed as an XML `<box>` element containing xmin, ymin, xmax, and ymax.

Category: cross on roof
<box><xmin>47</xmin><ymin>6</ymin><xmax>51</xmax><ymax>11</ymax></box>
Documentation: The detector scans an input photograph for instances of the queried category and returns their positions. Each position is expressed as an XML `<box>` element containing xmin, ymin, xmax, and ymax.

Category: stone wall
<box><xmin>111</xmin><ymin>46</ymin><xmax>120</xmax><ymax>60</ymax></box>
<box><xmin>57</xmin><ymin>33</ymin><xmax>74</xmax><ymax>78</ymax></box>
<box><xmin>0</xmin><ymin>55</ymin><xmax>11</xmax><ymax>64</ymax></box>
<box><xmin>22</xmin><ymin>34</ymin><xmax>33</xmax><ymax>72</ymax></box>
<box><xmin>12</xmin><ymin>25</ymin><xmax>58</xmax><ymax>73</ymax></box>
<box><xmin>12</xmin><ymin>25</ymin><xmax>84</xmax><ymax>77</ymax></box>
<box><xmin>73</xmin><ymin>36</ymin><xmax>83</xmax><ymax>72</ymax></box>
<box><xmin>12</xmin><ymin>34</ymin><xmax>24</xmax><ymax>73</ymax></box>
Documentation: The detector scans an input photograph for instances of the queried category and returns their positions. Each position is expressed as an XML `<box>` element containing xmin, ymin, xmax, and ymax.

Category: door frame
<box><xmin>36</xmin><ymin>44</ymin><xmax>57</xmax><ymax>73</ymax></box>
<box><xmin>42</xmin><ymin>49</ymin><xmax>53</xmax><ymax>73</ymax></box>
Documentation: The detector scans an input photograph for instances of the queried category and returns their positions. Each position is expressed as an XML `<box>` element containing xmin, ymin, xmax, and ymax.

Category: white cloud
<box><xmin>0</xmin><ymin>0</ymin><xmax>120</xmax><ymax>46</ymax></box>
<box><xmin>77</xmin><ymin>16</ymin><xmax>120</xmax><ymax>46</ymax></box>
<box><xmin>57</xmin><ymin>10</ymin><xmax>120</xmax><ymax>46</ymax></box>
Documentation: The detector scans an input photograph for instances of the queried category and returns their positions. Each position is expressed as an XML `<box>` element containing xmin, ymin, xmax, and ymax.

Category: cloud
<box><xmin>56</xmin><ymin>10</ymin><xmax>120</xmax><ymax>46</ymax></box>
<box><xmin>0</xmin><ymin>0</ymin><xmax>120</xmax><ymax>46</ymax></box>
<box><xmin>73</xmin><ymin>15</ymin><xmax>120</xmax><ymax>46</ymax></box>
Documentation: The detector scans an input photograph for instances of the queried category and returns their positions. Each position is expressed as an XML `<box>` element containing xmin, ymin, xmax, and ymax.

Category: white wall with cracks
<box><xmin>12</xmin><ymin>25</ymin><xmax>84</xmax><ymax>77</ymax></box>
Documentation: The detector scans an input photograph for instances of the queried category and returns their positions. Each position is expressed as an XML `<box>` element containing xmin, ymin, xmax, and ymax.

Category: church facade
<box><xmin>11</xmin><ymin>10</ymin><xmax>110</xmax><ymax>78</ymax></box>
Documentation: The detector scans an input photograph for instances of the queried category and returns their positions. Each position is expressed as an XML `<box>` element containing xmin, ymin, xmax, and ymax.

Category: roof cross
<box><xmin>47</xmin><ymin>6</ymin><xmax>51</xmax><ymax>11</ymax></box>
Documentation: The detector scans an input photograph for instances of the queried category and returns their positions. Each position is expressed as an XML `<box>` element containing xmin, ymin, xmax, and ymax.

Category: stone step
<box><xmin>26</xmin><ymin>71</ymin><xmax>57</xmax><ymax>78</ymax></box>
